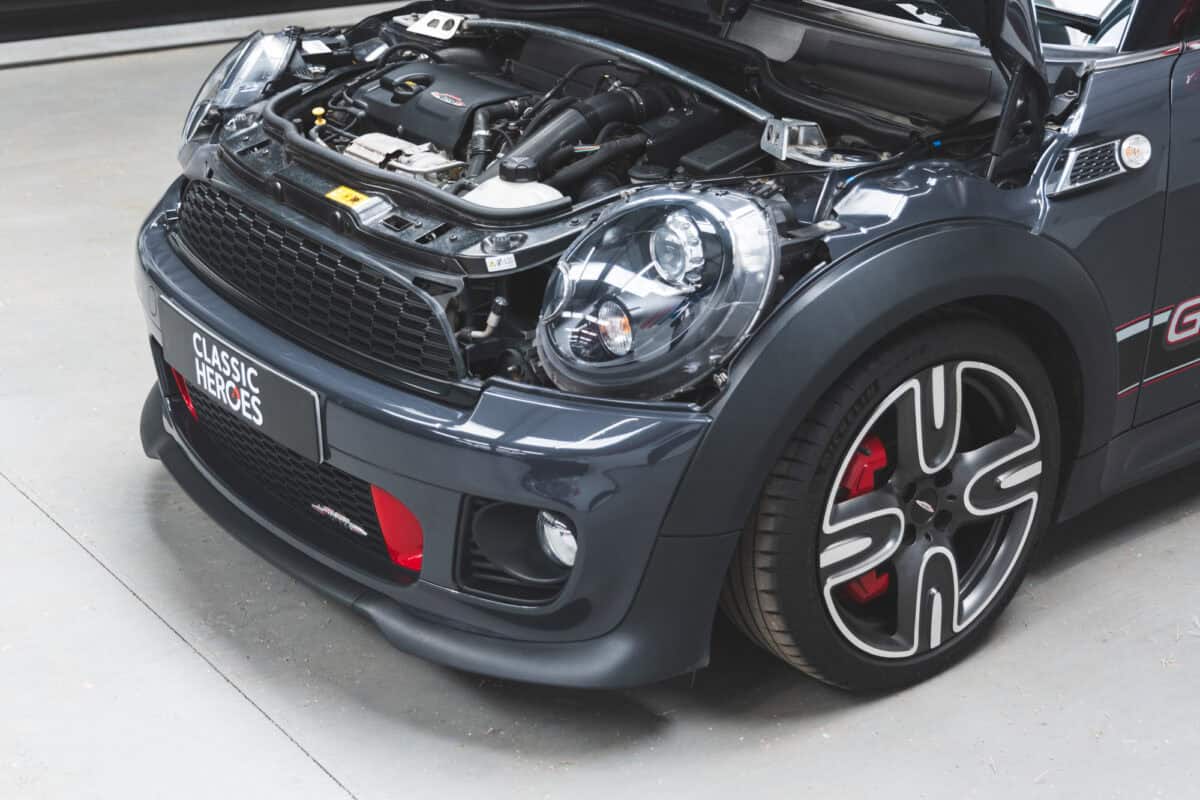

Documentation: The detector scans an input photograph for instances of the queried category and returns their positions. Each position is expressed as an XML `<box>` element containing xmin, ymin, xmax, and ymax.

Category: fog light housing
<box><xmin>537</xmin><ymin>511</ymin><xmax>578</xmax><ymax>568</ymax></box>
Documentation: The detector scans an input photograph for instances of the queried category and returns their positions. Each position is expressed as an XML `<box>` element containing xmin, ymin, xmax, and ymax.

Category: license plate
<box><xmin>160</xmin><ymin>297</ymin><xmax>324</xmax><ymax>462</ymax></box>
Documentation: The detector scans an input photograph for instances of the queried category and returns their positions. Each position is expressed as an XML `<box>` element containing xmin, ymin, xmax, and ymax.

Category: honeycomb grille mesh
<box><xmin>1069</xmin><ymin>142</ymin><xmax>1122</xmax><ymax>186</ymax></box>
<box><xmin>182</xmin><ymin>384</ymin><xmax>396</xmax><ymax>570</ymax></box>
<box><xmin>178</xmin><ymin>182</ymin><xmax>459</xmax><ymax>382</ymax></box>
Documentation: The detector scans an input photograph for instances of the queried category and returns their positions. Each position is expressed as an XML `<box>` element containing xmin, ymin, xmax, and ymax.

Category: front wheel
<box><xmin>721</xmin><ymin>319</ymin><xmax>1060</xmax><ymax>691</ymax></box>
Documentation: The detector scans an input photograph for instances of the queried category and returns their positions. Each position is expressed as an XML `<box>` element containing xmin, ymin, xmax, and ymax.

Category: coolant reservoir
<box><xmin>463</xmin><ymin>177</ymin><xmax>563</xmax><ymax>209</ymax></box>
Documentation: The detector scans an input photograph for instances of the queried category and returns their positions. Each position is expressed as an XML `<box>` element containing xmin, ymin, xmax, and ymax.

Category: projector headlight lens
<box><xmin>650</xmin><ymin>210</ymin><xmax>706</xmax><ymax>285</ymax></box>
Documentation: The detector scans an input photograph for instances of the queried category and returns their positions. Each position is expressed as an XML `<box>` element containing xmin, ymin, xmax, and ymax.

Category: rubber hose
<box><xmin>595</xmin><ymin>121</ymin><xmax>626</xmax><ymax>144</ymax></box>
<box><xmin>543</xmin><ymin>143</ymin><xmax>581</xmax><ymax>175</ymax></box>
<box><xmin>546</xmin><ymin>133</ymin><xmax>648</xmax><ymax>191</ymax></box>
<box><xmin>467</xmin><ymin>100</ymin><xmax>527</xmax><ymax>179</ymax></box>
<box><xmin>578</xmin><ymin>171</ymin><xmax>622</xmax><ymax>200</ymax></box>
<box><xmin>522</xmin><ymin>96</ymin><xmax>576</xmax><ymax>138</ymax></box>
<box><xmin>494</xmin><ymin>86</ymin><xmax>672</xmax><ymax>178</ymax></box>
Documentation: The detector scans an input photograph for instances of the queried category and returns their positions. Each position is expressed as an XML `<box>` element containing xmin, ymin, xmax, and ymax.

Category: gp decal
<box><xmin>1114</xmin><ymin>296</ymin><xmax>1200</xmax><ymax>398</ymax></box>
<box><xmin>1164</xmin><ymin>297</ymin><xmax>1200</xmax><ymax>347</ymax></box>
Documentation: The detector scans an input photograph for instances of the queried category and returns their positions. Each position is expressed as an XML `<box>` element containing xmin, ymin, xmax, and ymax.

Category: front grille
<box><xmin>177</xmin><ymin>182</ymin><xmax>460</xmax><ymax>384</ymax></box>
<box><xmin>177</xmin><ymin>381</ymin><xmax>406</xmax><ymax>579</ymax></box>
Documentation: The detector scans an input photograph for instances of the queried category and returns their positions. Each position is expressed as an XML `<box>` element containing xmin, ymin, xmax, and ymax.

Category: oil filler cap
<box><xmin>500</xmin><ymin>155</ymin><xmax>540</xmax><ymax>183</ymax></box>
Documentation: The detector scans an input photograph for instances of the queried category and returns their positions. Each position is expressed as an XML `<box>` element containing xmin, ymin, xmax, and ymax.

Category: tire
<box><xmin>720</xmin><ymin>317</ymin><xmax>1061</xmax><ymax>691</ymax></box>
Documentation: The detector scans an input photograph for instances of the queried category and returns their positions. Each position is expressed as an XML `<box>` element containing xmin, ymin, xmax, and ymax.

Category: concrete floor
<box><xmin>2</xmin><ymin>44</ymin><xmax>1200</xmax><ymax>800</ymax></box>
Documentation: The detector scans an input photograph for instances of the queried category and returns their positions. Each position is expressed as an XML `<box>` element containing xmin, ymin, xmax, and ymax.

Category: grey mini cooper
<box><xmin>136</xmin><ymin>0</ymin><xmax>1200</xmax><ymax>690</ymax></box>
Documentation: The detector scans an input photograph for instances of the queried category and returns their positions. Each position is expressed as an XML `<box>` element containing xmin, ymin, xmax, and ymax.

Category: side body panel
<box><xmin>1040</xmin><ymin>55</ymin><xmax>1176</xmax><ymax>432</ymax></box>
<box><xmin>1132</xmin><ymin>43</ymin><xmax>1200</xmax><ymax>423</ymax></box>
<box><xmin>663</xmin><ymin>55</ymin><xmax>1179</xmax><ymax>537</ymax></box>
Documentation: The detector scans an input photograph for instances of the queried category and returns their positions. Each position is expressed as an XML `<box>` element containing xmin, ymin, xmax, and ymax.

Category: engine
<box><xmin>300</xmin><ymin>30</ymin><xmax>755</xmax><ymax>209</ymax></box>
<box><xmin>355</xmin><ymin>62</ymin><xmax>527</xmax><ymax>153</ymax></box>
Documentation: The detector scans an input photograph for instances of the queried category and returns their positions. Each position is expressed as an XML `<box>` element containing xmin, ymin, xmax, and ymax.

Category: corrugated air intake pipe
<box><xmin>481</xmin><ymin>84</ymin><xmax>676</xmax><ymax>182</ymax></box>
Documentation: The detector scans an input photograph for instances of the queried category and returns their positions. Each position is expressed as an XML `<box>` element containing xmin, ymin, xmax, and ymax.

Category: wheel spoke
<box><xmin>820</xmin><ymin>488</ymin><xmax>905</xmax><ymax>584</ymax></box>
<box><xmin>893</xmin><ymin>542</ymin><xmax>961</xmax><ymax>654</ymax></box>
<box><xmin>895</xmin><ymin>363</ymin><xmax>962</xmax><ymax>477</ymax></box>
<box><xmin>955</xmin><ymin>431</ymin><xmax>1041</xmax><ymax>517</ymax></box>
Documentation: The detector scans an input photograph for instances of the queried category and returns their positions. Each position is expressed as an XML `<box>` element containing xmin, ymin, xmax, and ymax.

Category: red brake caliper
<box><xmin>838</xmin><ymin>435</ymin><xmax>891</xmax><ymax>604</ymax></box>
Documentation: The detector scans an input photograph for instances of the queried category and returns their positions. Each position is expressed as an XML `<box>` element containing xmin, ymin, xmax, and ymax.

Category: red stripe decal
<box><xmin>1143</xmin><ymin>359</ymin><xmax>1200</xmax><ymax>388</ymax></box>
<box><xmin>1115</xmin><ymin>313</ymin><xmax>1151</xmax><ymax>331</ymax></box>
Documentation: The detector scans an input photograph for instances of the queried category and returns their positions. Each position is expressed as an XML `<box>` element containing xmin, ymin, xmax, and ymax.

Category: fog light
<box><xmin>537</xmin><ymin>511</ymin><xmax>577</xmax><ymax>568</ymax></box>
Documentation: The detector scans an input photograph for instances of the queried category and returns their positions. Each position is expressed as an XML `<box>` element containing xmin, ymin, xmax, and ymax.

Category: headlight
<box><xmin>650</xmin><ymin>210</ymin><xmax>706</xmax><ymax>283</ymax></box>
<box><xmin>536</xmin><ymin>188</ymin><xmax>779</xmax><ymax>400</ymax></box>
<box><xmin>182</xmin><ymin>31</ymin><xmax>295</xmax><ymax>145</ymax></box>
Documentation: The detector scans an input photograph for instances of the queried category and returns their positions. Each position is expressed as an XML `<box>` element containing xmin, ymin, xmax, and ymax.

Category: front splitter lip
<box><xmin>142</xmin><ymin>387</ymin><xmax>739</xmax><ymax>688</ymax></box>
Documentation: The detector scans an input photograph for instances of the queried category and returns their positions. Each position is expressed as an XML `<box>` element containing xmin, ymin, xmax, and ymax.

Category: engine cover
<box><xmin>355</xmin><ymin>62</ymin><xmax>530</xmax><ymax>152</ymax></box>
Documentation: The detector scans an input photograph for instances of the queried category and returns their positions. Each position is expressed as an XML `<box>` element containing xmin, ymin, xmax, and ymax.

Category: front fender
<box><xmin>661</xmin><ymin>220</ymin><xmax>1115</xmax><ymax>537</ymax></box>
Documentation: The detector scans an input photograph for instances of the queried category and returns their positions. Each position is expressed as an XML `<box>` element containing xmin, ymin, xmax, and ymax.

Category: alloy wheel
<box><xmin>819</xmin><ymin>361</ymin><xmax>1044</xmax><ymax>659</ymax></box>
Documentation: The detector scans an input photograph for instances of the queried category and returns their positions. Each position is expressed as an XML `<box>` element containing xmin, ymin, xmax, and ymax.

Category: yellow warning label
<box><xmin>325</xmin><ymin>185</ymin><xmax>371</xmax><ymax>208</ymax></box>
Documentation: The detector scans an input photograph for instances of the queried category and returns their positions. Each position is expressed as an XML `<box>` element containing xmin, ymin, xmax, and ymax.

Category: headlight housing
<box><xmin>182</xmin><ymin>31</ymin><xmax>296</xmax><ymax>146</ymax></box>
<box><xmin>536</xmin><ymin>188</ymin><xmax>779</xmax><ymax>400</ymax></box>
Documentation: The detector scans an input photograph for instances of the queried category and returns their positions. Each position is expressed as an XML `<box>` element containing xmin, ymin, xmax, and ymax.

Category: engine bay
<box><xmin>190</xmin><ymin>3</ymin><xmax>1065</xmax><ymax>402</ymax></box>
<box><xmin>295</xmin><ymin>22</ymin><xmax>766</xmax><ymax>211</ymax></box>
<box><xmin>205</xmin><ymin>7</ymin><xmax>951</xmax><ymax>402</ymax></box>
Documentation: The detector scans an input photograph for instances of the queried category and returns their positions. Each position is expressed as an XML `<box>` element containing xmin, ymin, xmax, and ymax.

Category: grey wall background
<box><xmin>0</xmin><ymin>1</ymin><xmax>382</xmax><ymax>42</ymax></box>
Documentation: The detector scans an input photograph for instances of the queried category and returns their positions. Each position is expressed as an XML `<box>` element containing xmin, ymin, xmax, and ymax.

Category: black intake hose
<box><xmin>522</xmin><ymin>96</ymin><xmax>576</xmax><ymax>138</ymax></box>
<box><xmin>489</xmin><ymin>85</ymin><xmax>673</xmax><ymax>179</ymax></box>
<box><xmin>577</xmin><ymin>171</ymin><xmax>622</xmax><ymax>200</ymax></box>
<box><xmin>546</xmin><ymin>133</ymin><xmax>648</xmax><ymax>191</ymax></box>
<box><xmin>467</xmin><ymin>98</ymin><xmax>528</xmax><ymax>179</ymax></box>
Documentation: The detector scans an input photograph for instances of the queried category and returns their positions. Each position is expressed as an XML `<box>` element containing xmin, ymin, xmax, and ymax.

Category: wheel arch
<box><xmin>661</xmin><ymin>220</ymin><xmax>1115</xmax><ymax>537</ymax></box>
<box><xmin>960</xmin><ymin>295</ymin><xmax>1085</xmax><ymax>489</ymax></box>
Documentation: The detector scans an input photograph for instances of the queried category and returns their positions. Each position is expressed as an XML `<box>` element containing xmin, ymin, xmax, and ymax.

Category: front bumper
<box><xmin>135</xmin><ymin>178</ymin><xmax>739</xmax><ymax>688</ymax></box>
